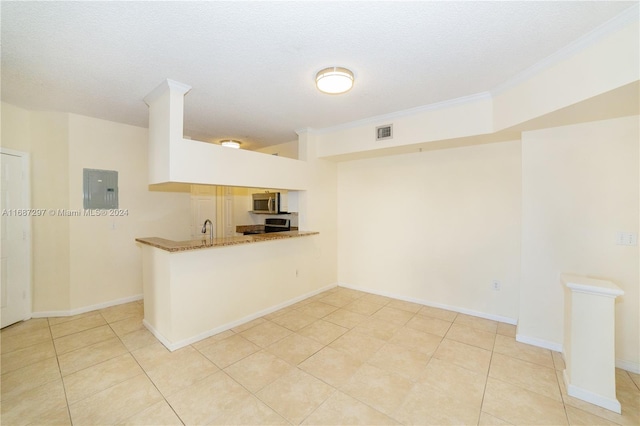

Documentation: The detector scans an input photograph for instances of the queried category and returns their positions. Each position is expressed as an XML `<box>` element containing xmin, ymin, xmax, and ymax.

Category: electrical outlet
<box><xmin>492</xmin><ymin>280</ymin><xmax>501</xmax><ymax>291</ymax></box>
<box><xmin>616</xmin><ymin>232</ymin><xmax>638</xmax><ymax>246</ymax></box>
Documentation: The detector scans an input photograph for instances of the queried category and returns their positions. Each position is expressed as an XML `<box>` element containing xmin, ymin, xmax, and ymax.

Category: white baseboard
<box><xmin>31</xmin><ymin>294</ymin><xmax>143</xmax><ymax>318</ymax></box>
<box><xmin>149</xmin><ymin>283</ymin><xmax>338</xmax><ymax>351</ymax></box>
<box><xmin>29</xmin><ymin>284</ymin><xmax>640</xmax><ymax>376</ymax></box>
<box><xmin>337</xmin><ymin>282</ymin><xmax>518</xmax><ymax>325</ymax></box>
<box><xmin>530</xmin><ymin>338</ymin><xmax>639</xmax><ymax>374</ymax></box>
<box><xmin>516</xmin><ymin>333</ymin><xmax>563</xmax><ymax>352</ymax></box>
<box><xmin>142</xmin><ymin>319</ymin><xmax>176</xmax><ymax>351</ymax></box>
<box><xmin>516</xmin><ymin>337</ymin><xmax>639</xmax><ymax>374</ymax></box>
<box><xmin>563</xmin><ymin>369</ymin><xmax>622</xmax><ymax>414</ymax></box>
<box><xmin>615</xmin><ymin>359</ymin><xmax>640</xmax><ymax>374</ymax></box>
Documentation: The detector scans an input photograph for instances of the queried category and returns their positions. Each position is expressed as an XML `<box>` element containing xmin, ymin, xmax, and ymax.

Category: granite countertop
<box><xmin>136</xmin><ymin>230</ymin><xmax>319</xmax><ymax>253</ymax></box>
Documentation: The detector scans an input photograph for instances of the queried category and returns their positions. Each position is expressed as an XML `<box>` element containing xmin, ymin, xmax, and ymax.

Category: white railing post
<box><xmin>561</xmin><ymin>273</ymin><xmax>624</xmax><ymax>413</ymax></box>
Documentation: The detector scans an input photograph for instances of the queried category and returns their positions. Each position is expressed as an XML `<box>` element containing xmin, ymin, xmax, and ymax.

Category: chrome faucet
<box><xmin>202</xmin><ymin>219</ymin><xmax>213</xmax><ymax>242</ymax></box>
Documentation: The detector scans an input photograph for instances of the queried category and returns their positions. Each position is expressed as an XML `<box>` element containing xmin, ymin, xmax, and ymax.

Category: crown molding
<box><xmin>491</xmin><ymin>3</ymin><xmax>639</xmax><ymax>97</ymax></box>
<box><xmin>308</xmin><ymin>4</ymin><xmax>638</xmax><ymax>137</ymax></box>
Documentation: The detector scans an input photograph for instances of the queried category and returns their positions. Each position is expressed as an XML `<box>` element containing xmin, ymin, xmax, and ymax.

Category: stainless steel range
<box><xmin>264</xmin><ymin>218</ymin><xmax>290</xmax><ymax>233</ymax></box>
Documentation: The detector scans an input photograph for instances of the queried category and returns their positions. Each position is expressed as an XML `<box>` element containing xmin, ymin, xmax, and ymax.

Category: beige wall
<box><xmin>30</xmin><ymin>111</ymin><xmax>72</xmax><ymax>312</ymax></box>
<box><xmin>2</xmin><ymin>104</ymin><xmax>72</xmax><ymax>311</ymax></box>
<box><xmin>297</xmin><ymin>131</ymin><xmax>339</xmax><ymax>289</ymax></box>
<box><xmin>1</xmin><ymin>104</ymin><xmax>192</xmax><ymax>313</ymax></box>
<box><xmin>67</xmin><ymin>114</ymin><xmax>191</xmax><ymax>310</ymax></box>
<box><xmin>1</xmin><ymin>103</ymin><xmax>31</xmax><ymax>151</ymax></box>
<box><xmin>519</xmin><ymin>116</ymin><xmax>639</xmax><ymax>367</ymax></box>
<box><xmin>335</xmin><ymin>115</ymin><xmax>639</xmax><ymax>369</ymax></box>
<box><xmin>337</xmin><ymin>140</ymin><xmax>522</xmax><ymax>322</ymax></box>
<box><xmin>319</xmin><ymin>13</ymin><xmax>639</xmax><ymax>371</ymax></box>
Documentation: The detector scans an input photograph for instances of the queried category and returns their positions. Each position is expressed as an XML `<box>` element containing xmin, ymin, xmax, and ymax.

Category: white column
<box><xmin>561</xmin><ymin>273</ymin><xmax>624</xmax><ymax>413</ymax></box>
<box><xmin>143</xmin><ymin>79</ymin><xmax>192</xmax><ymax>184</ymax></box>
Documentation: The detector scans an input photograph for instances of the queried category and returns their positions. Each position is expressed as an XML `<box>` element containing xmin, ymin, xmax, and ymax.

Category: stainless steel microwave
<box><xmin>252</xmin><ymin>192</ymin><xmax>283</xmax><ymax>214</ymax></box>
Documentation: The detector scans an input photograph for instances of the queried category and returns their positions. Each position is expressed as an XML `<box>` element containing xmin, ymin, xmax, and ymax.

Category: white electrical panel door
<box><xmin>83</xmin><ymin>169</ymin><xmax>118</xmax><ymax>209</ymax></box>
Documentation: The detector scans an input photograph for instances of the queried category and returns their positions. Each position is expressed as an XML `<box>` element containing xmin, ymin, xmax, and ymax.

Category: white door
<box><xmin>1</xmin><ymin>151</ymin><xmax>31</xmax><ymax>328</ymax></box>
<box><xmin>192</xmin><ymin>197</ymin><xmax>216</xmax><ymax>239</ymax></box>
<box><xmin>222</xmin><ymin>187</ymin><xmax>234</xmax><ymax>237</ymax></box>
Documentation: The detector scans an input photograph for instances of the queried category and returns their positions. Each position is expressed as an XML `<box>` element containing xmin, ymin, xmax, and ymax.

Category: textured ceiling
<box><xmin>1</xmin><ymin>1</ymin><xmax>636</xmax><ymax>150</ymax></box>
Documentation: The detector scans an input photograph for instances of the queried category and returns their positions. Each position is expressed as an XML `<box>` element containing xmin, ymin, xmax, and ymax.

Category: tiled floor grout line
<box><xmin>3</xmin><ymin>317</ymin><xmax>519</xmax><ymax>426</ymax></box>
<box><xmin>36</xmin><ymin>309</ymin><xmax>188</xmax><ymax>426</ymax></box>
<box><xmin>387</xmin><ymin>339</ymin><xmax>434</xmax><ymax>425</ymax></box>
<box><xmin>625</xmin><ymin>369</ymin><xmax>640</xmax><ymax>392</ymax></box>
<box><xmin>46</xmin><ymin>317</ymin><xmax>75</xmax><ymax>426</ymax></box>
<box><xmin>551</xmin><ymin>351</ymin><xmax>573</xmax><ymax>426</ymax></box>
<box><xmin>222</xmin><ymin>297</ymin><xmax>398</xmax><ymax>425</ymax></box>
<box><xmin>478</xmin><ymin>341</ymin><xmax>500</xmax><ymax>426</ymax></box>
<box><xmin>291</xmin><ymin>293</ymin><xmax>392</xmax><ymax>426</ymax></box>
<box><xmin>197</xmin><ymin>315</ymin><xmax>327</xmax><ymax>426</ymax></box>
<box><xmin>201</xmin><ymin>322</ymin><xmax>288</xmax><ymax>422</ymax></box>
<box><xmin>450</xmin><ymin>316</ymin><xmax>492</xmax><ymax>426</ymax></box>
<box><xmin>189</xmin><ymin>318</ymin><xmax>308</xmax><ymax>425</ymax></box>
<box><xmin>327</xmin><ymin>306</ymin><xmax>421</xmax><ymax>426</ymax></box>
<box><xmin>305</xmin><ymin>312</ymin><xmax>394</xmax><ymax>424</ymax></box>
<box><xmin>102</xmin><ymin>315</ymin><xmax>187</xmax><ymax>426</ymax></box>
<box><xmin>3</xmin><ymin>293</ymin><xmax>635</xmax><ymax>426</ymax></box>
<box><xmin>449</xmin><ymin>340</ymin><xmax>486</xmax><ymax>408</ymax></box>
<box><xmin>223</xmin><ymin>366</ymin><xmax>294</xmax><ymax>426</ymax></box>
<box><xmin>297</xmin><ymin>387</ymin><xmax>338</xmax><ymax>426</ymax></box>
<box><xmin>477</xmin><ymin>359</ymin><xmax>490</xmax><ymax>425</ymax></box>
<box><xmin>55</xmin><ymin>313</ymin><xmax>136</xmax><ymax>424</ymax></box>
<box><xmin>118</xmin><ymin>306</ymin><xmax>190</xmax><ymax>426</ymax></box>
<box><xmin>319</xmin><ymin>303</ymin><xmax>495</xmax><ymax>425</ymax></box>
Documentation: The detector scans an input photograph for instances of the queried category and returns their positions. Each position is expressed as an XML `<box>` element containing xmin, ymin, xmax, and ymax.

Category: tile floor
<box><xmin>1</xmin><ymin>287</ymin><xmax>639</xmax><ymax>425</ymax></box>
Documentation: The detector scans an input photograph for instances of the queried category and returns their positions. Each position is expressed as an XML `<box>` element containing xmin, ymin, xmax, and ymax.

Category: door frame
<box><xmin>1</xmin><ymin>147</ymin><xmax>32</xmax><ymax>324</ymax></box>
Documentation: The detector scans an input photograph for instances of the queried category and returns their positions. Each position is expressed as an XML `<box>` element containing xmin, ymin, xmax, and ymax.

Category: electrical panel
<box><xmin>83</xmin><ymin>168</ymin><xmax>118</xmax><ymax>209</ymax></box>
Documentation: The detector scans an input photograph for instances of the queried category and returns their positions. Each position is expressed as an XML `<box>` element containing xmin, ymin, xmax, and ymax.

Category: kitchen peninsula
<box><xmin>136</xmin><ymin>230</ymin><xmax>316</xmax><ymax>252</ymax></box>
<box><xmin>138</xmin><ymin>80</ymin><xmax>334</xmax><ymax>351</ymax></box>
<box><xmin>136</xmin><ymin>230</ymin><xmax>325</xmax><ymax>351</ymax></box>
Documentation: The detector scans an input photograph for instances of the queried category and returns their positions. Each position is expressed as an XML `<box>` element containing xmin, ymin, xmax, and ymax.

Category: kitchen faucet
<box><xmin>202</xmin><ymin>219</ymin><xmax>213</xmax><ymax>242</ymax></box>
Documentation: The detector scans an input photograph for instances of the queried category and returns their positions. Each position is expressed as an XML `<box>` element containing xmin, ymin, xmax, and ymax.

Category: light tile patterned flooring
<box><xmin>1</xmin><ymin>287</ymin><xmax>639</xmax><ymax>425</ymax></box>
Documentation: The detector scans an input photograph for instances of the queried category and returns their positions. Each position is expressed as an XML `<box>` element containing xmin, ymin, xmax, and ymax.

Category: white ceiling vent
<box><xmin>376</xmin><ymin>124</ymin><xmax>393</xmax><ymax>141</ymax></box>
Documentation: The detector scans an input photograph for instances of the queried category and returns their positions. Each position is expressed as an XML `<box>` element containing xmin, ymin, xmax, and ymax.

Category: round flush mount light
<box><xmin>220</xmin><ymin>140</ymin><xmax>241</xmax><ymax>149</ymax></box>
<box><xmin>315</xmin><ymin>67</ymin><xmax>354</xmax><ymax>94</ymax></box>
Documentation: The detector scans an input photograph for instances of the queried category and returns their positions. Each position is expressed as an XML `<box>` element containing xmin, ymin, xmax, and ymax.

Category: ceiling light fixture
<box><xmin>221</xmin><ymin>140</ymin><xmax>241</xmax><ymax>149</ymax></box>
<box><xmin>315</xmin><ymin>67</ymin><xmax>354</xmax><ymax>94</ymax></box>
